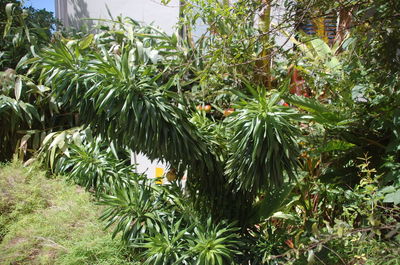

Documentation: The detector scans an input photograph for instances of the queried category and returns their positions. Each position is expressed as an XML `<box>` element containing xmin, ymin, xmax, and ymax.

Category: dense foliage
<box><xmin>0</xmin><ymin>1</ymin><xmax>72</xmax><ymax>162</ymax></box>
<box><xmin>1</xmin><ymin>0</ymin><xmax>399</xmax><ymax>264</ymax></box>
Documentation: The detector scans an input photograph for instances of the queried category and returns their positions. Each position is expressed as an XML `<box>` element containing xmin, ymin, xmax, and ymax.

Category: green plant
<box><xmin>57</xmin><ymin>139</ymin><xmax>135</xmax><ymax>194</ymax></box>
<box><xmin>1</xmin><ymin>1</ymin><xmax>57</xmax><ymax>69</ymax></box>
<box><xmin>140</xmin><ymin>217</ymin><xmax>191</xmax><ymax>264</ymax></box>
<box><xmin>2</xmin><ymin>0</ymin><xmax>399</xmax><ymax>263</ymax></box>
<box><xmin>226</xmin><ymin>91</ymin><xmax>301</xmax><ymax>195</ymax></box>
<box><xmin>248</xmin><ymin>153</ymin><xmax>400</xmax><ymax>264</ymax></box>
<box><xmin>99</xmin><ymin>179</ymin><xmax>161</xmax><ymax>243</ymax></box>
<box><xmin>0</xmin><ymin>2</ymin><xmax>75</xmax><ymax>162</ymax></box>
<box><xmin>188</xmin><ymin>218</ymin><xmax>242</xmax><ymax>265</ymax></box>
<box><xmin>28</xmin><ymin>14</ymin><xmax>306</xmax><ymax>224</ymax></box>
<box><xmin>0</xmin><ymin>88</ymin><xmax>40</xmax><ymax>160</ymax></box>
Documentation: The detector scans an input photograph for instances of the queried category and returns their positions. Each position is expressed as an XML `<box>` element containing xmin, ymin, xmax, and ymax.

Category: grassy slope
<box><xmin>0</xmin><ymin>162</ymin><xmax>130</xmax><ymax>265</ymax></box>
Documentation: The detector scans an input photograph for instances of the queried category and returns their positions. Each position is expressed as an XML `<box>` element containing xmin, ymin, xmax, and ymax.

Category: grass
<box><xmin>0</xmin><ymin>161</ymin><xmax>131</xmax><ymax>265</ymax></box>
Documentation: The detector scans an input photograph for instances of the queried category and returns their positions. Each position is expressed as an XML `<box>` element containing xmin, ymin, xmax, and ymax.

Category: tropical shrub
<box><xmin>1</xmin><ymin>0</ymin><xmax>400</xmax><ymax>264</ymax></box>
<box><xmin>27</xmin><ymin>14</ymin><xmax>304</xmax><ymax>225</ymax></box>
<box><xmin>0</xmin><ymin>2</ymin><xmax>75</xmax><ymax>162</ymax></box>
<box><xmin>1</xmin><ymin>0</ymin><xmax>58</xmax><ymax>69</ymax></box>
<box><xmin>99</xmin><ymin>180</ymin><xmax>243</xmax><ymax>264</ymax></box>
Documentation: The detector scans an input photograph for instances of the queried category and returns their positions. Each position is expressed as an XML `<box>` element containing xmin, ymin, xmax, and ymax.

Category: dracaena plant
<box><xmin>99</xmin><ymin>179</ymin><xmax>160</xmax><ymax>243</ymax></box>
<box><xmin>139</xmin><ymin>217</ymin><xmax>192</xmax><ymax>265</ymax></box>
<box><xmin>30</xmin><ymin>17</ymin><xmax>225</xmax><ymax>215</ymax></box>
<box><xmin>0</xmin><ymin>91</ymin><xmax>40</xmax><ymax>160</ymax></box>
<box><xmin>188</xmin><ymin>218</ymin><xmax>242</xmax><ymax>265</ymax></box>
<box><xmin>0</xmin><ymin>2</ymin><xmax>77</xmax><ymax>162</ymax></box>
<box><xmin>60</xmin><ymin>141</ymin><xmax>135</xmax><ymax>194</ymax></box>
<box><xmin>225</xmin><ymin>89</ymin><xmax>301</xmax><ymax>197</ymax></box>
<box><xmin>0</xmin><ymin>69</ymin><xmax>42</xmax><ymax>161</ymax></box>
<box><xmin>29</xmin><ymin>16</ymin><xmax>303</xmax><ymax>224</ymax></box>
<box><xmin>99</xmin><ymin>178</ymin><xmax>242</xmax><ymax>264</ymax></box>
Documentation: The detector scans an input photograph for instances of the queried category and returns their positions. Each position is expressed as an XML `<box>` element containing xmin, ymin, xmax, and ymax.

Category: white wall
<box><xmin>56</xmin><ymin>0</ymin><xmax>180</xmax><ymax>34</ymax></box>
<box><xmin>132</xmin><ymin>152</ymin><xmax>168</xmax><ymax>180</ymax></box>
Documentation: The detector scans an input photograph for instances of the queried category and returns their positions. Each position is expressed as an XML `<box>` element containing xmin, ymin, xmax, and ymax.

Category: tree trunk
<box><xmin>334</xmin><ymin>7</ymin><xmax>353</xmax><ymax>48</ymax></box>
<box><xmin>259</xmin><ymin>0</ymin><xmax>272</xmax><ymax>89</ymax></box>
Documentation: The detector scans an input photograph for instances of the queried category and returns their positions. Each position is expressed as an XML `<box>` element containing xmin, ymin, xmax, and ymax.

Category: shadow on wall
<box><xmin>68</xmin><ymin>0</ymin><xmax>94</xmax><ymax>31</ymax></box>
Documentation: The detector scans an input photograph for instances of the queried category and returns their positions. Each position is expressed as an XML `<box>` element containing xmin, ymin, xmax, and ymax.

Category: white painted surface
<box><xmin>55</xmin><ymin>0</ymin><xmax>180</xmax><ymax>34</ymax></box>
<box><xmin>133</xmin><ymin>152</ymin><xmax>168</xmax><ymax>179</ymax></box>
<box><xmin>270</xmin><ymin>0</ymin><xmax>293</xmax><ymax>51</ymax></box>
<box><xmin>253</xmin><ymin>0</ymin><xmax>293</xmax><ymax>51</ymax></box>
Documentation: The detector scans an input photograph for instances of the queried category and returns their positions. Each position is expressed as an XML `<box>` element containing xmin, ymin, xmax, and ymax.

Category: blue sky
<box><xmin>24</xmin><ymin>0</ymin><xmax>55</xmax><ymax>13</ymax></box>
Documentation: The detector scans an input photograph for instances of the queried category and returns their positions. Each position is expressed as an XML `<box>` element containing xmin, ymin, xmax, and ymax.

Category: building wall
<box><xmin>55</xmin><ymin>0</ymin><xmax>180</xmax><ymax>34</ymax></box>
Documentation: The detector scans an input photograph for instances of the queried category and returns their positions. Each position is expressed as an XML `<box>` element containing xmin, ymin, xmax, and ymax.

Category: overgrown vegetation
<box><xmin>1</xmin><ymin>0</ymin><xmax>399</xmax><ymax>264</ymax></box>
<box><xmin>0</xmin><ymin>162</ymin><xmax>130</xmax><ymax>264</ymax></box>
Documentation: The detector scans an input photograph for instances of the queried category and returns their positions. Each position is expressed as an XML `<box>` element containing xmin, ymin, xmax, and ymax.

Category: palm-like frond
<box><xmin>141</xmin><ymin>217</ymin><xmax>191</xmax><ymax>265</ymax></box>
<box><xmin>286</xmin><ymin>94</ymin><xmax>351</xmax><ymax>127</ymax></box>
<box><xmin>60</xmin><ymin>141</ymin><xmax>135</xmax><ymax>193</ymax></box>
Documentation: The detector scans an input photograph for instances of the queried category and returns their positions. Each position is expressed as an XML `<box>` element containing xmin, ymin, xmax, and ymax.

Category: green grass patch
<box><xmin>0</xmin><ymin>162</ymin><xmax>131</xmax><ymax>264</ymax></box>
